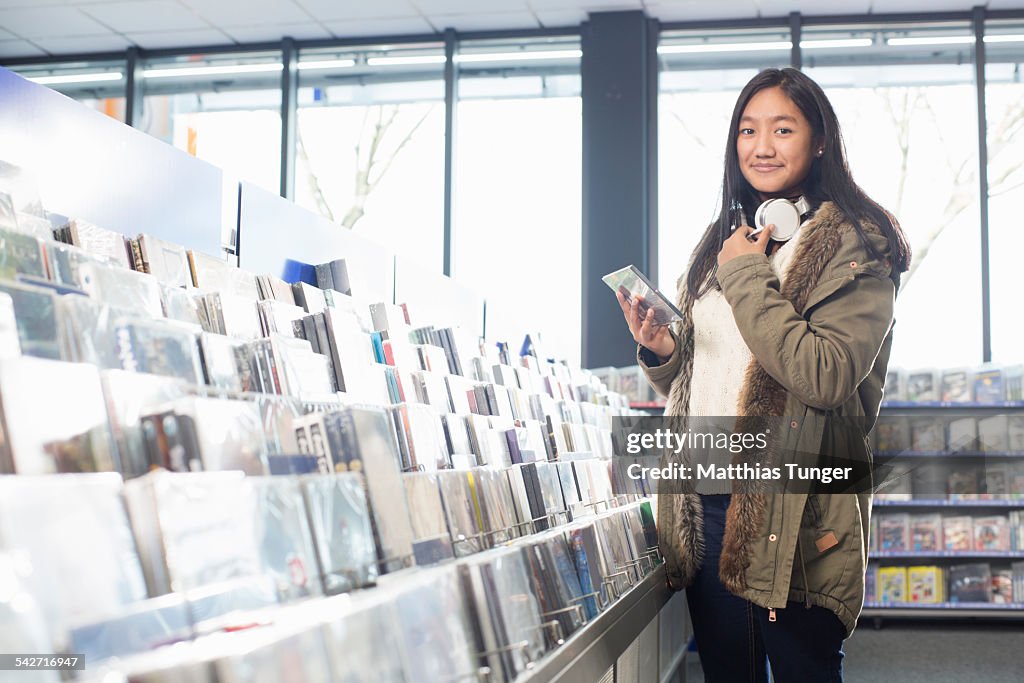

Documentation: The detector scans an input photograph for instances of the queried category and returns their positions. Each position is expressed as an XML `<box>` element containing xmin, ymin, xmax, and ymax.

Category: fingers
<box><xmin>639</xmin><ymin>308</ymin><xmax>658</xmax><ymax>344</ymax></box>
<box><xmin>615</xmin><ymin>290</ymin><xmax>630</xmax><ymax>317</ymax></box>
<box><xmin>755</xmin><ymin>223</ymin><xmax>774</xmax><ymax>246</ymax></box>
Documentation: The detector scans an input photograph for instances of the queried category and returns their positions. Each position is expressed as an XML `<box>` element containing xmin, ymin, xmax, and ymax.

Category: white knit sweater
<box><xmin>687</xmin><ymin>225</ymin><xmax>805</xmax><ymax>417</ymax></box>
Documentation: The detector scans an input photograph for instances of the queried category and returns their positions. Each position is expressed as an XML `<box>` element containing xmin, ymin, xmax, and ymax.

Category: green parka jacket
<box><xmin>639</xmin><ymin>201</ymin><xmax>900</xmax><ymax>638</ymax></box>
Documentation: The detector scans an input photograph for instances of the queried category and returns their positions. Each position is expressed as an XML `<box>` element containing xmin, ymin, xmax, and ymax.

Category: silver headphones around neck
<box><xmin>748</xmin><ymin>195</ymin><xmax>811</xmax><ymax>242</ymax></box>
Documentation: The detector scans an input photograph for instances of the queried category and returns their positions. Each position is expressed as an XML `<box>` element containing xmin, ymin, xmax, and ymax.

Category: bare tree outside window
<box><xmin>297</xmin><ymin>103</ymin><xmax>436</xmax><ymax>230</ymax></box>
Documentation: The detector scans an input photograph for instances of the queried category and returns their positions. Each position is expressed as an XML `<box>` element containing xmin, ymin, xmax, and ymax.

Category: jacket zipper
<box><xmin>797</xmin><ymin>536</ymin><xmax>812</xmax><ymax>609</ymax></box>
<box><xmin>768</xmin><ymin>608</ymin><xmax>777</xmax><ymax>622</ymax></box>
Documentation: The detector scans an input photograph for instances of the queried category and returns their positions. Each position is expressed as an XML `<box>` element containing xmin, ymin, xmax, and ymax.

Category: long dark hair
<box><xmin>686</xmin><ymin>67</ymin><xmax>912</xmax><ymax>299</ymax></box>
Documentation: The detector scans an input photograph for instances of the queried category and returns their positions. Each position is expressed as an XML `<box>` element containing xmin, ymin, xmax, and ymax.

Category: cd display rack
<box><xmin>0</xmin><ymin>67</ymin><xmax>689</xmax><ymax>683</ymax></box>
<box><xmin>865</xmin><ymin>400</ymin><xmax>1024</xmax><ymax>624</ymax></box>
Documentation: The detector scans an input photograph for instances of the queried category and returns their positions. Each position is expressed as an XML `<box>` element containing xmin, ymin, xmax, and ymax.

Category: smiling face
<box><xmin>736</xmin><ymin>86</ymin><xmax>819</xmax><ymax>201</ymax></box>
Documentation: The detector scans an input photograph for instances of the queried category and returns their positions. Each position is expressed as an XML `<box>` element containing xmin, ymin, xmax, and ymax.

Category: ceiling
<box><xmin>0</xmin><ymin>0</ymin><xmax>1019</xmax><ymax>60</ymax></box>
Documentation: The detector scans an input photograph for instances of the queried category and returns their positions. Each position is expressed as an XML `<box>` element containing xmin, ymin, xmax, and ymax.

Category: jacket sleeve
<box><xmin>715</xmin><ymin>251</ymin><xmax>895</xmax><ymax>411</ymax></box>
<box><xmin>636</xmin><ymin>329</ymin><xmax>683</xmax><ymax>399</ymax></box>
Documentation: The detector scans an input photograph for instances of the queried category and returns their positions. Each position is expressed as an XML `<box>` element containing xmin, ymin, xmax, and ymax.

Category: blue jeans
<box><xmin>685</xmin><ymin>494</ymin><xmax>846</xmax><ymax>683</ymax></box>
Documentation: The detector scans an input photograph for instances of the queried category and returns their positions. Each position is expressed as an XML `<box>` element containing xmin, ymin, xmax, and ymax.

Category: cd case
<box><xmin>601</xmin><ymin>265</ymin><xmax>682</xmax><ymax>326</ymax></box>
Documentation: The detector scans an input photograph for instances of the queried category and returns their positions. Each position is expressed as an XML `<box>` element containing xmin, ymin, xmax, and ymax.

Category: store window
<box><xmin>296</xmin><ymin>43</ymin><xmax>446</xmax><ymax>273</ymax></box>
<box><xmin>804</xmin><ymin>23</ymin><xmax>982</xmax><ymax>368</ymax></box>
<box><xmin>140</xmin><ymin>51</ymin><xmax>282</xmax><ymax>195</ymax></box>
<box><xmin>657</xmin><ymin>28</ymin><xmax>791</xmax><ymax>294</ymax></box>
<box><xmin>452</xmin><ymin>36</ymin><xmax>582</xmax><ymax>363</ymax></box>
<box><xmin>11</xmin><ymin>59</ymin><xmax>127</xmax><ymax>121</ymax></box>
<box><xmin>984</xmin><ymin>21</ymin><xmax>1024</xmax><ymax>364</ymax></box>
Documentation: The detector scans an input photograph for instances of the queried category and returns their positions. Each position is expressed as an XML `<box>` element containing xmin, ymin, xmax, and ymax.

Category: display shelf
<box><xmin>518</xmin><ymin>565</ymin><xmax>683</xmax><ymax>683</ymax></box>
<box><xmin>874</xmin><ymin>450</ymin><xmax>1024</xmax><ymax>458</ymax></box>
<box><xmin>870</xmin><ymin>550</ymin><xmax>1024</xmax><ymax>559</ymax></box>
<box><xmin>873</xmin><ymin>499</ymin><xmax>1024</xmax><ymax>507</ymax></box>
<box><xmin>629</xmin><ymin>401</ymin><xmax>666</xmax><ymax>410</ymax></box>
<box><xmin>862</xmin><ymin>602</ymin><xmax>1024</xmax><ymax>619</ymax></box>
<box><xmin>880</xmin><ymin>401</ymin><xmax>1024</xmax><ymax>409</ymax></box>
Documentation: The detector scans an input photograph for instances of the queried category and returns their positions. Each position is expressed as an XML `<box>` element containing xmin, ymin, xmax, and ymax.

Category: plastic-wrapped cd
<box><xmin>204</xmin><ymin>618</ymin><xmax>335</xmax><ymax>683</ymax></box>
<box><xmin>114</xmin><ymin>317</ymin><xmax>204</xmax><ymax>385</ymax></box>
<box><xmin>167</xmin><ymin>397</ymin><xmax>268</xmax><ymax>475</ymax></box>
<box><xmin>64</xmin><ymin>218</ymin><xmax>131</xmax><ymax>269</ymax></box>
<box><xmin>249</xmin><ymin>477</ymin><xmax>322</xmax><ymax>601</ymax></box>
<box><xmin>322</xmin><ymin>307</ymin><xmax>375</xmax><ymax>396</ymax></box>
<box><xmin>0</xmin><ymin>292</ymin><xmax>20</xmax><ymax>359</ymax></box>
<box><xmin>58</xmin><ymin>295</ymin><xmax>134</xmax><ymax>368</ymax></box>
<box><xmin>0</xmin><ymin>279</ymin><xmax>60</xmax><ymax>360</ymax></box>
<box><xmin>137</xmin><ymin>234</ymin><xmax>191</xmax><ymax>289</ymax></box>
<box><xmin>403</xmin><ymin>471</ymin><xmax>455</xmax><ymax>565</ymax></box>
<box><xmin>596</xmin><ymin>512</ymin><xmax>637</xmax><ymax>596</ymax></box>
<box><xmin>79</xmin><ymin>262</ymin><xmax>164</xmax><ymax>318</ymax></box>
<box><xmin>257</xmin><ymin>299</ymin><xmax>305</xmax><ymax>336</ymax></box>
<box><xmin>188</xmin><ymin>249</ymin><xmax>258</xmax><ymax>299</ymax></box>
<box><xmin>459</xmin><ymin>548</ymin><xmax>547</xmax><ymax>682</ymax></box>
<box><xmin>436</xmin><ymin>469</ymin><xmax>482</xmax><ymax>557</ymax></box>
<box><xmin>384</xmin><ymin>566</ymin><xmax>479</xmax><ymax>683</ymax></box>
<box><xmin>0</xmin><ymin>190</ymin><xmax>16</xmax><ymax>231</ymax></box>
<box><xmin>45</xmin><ymin>240</ymin><xmax>122</xmax><ymax>289</ymax></box>
<box><xmin>122</xmin><ymin>470</ymin><xmax>261</xmax><ymax>596</ymax></box>
<box><xmin>160</xmin><ymin>284</ymin><xmax>202</xmax><ymax>326</ymax></box>
<box><xmin>0</xmin><ymin>226</ymin><xmax>46</xmax><ymax>280</ymax></box>
<box><xmin>0</xmin><ymin>474</ymin><xmax>148</xmax><ymax>649</ymax></box>
<box><xmin>319</xmin><ymin>593</ymin><xmax>406</xmax><ymax>683</ymax></box>
<box><xmin>300</xmin><ymin>473</ymin><xmax>379</xmax><ymax>595</ymax></box>
<box><xmin>544</xmin><ymin>534</ymin><xmax>588</xmax><ymax>625</ymax></box>
<box><xmin>566</xmin><ymin>522</ymin><xmax>609</xmax><ymax>618</ymax></box>
<box><xmin>523</xmin><ymin>540</ymin><xmax>584</xmax><ymax>642</ymax></box>
<box><xmin>197</xmin><ymin>332</ymin><xmax>247</xmax><ymax>392</ymax></box>
<box><xmin>0</xmin><ymin>553</ymin><xmax>62</xmax><ymax>683</ymax></box>
<box><xmin>0</xmin><ymin>356</ymin><xmax>116</xmax><ymax>474</ymax></box>
<box><xmin>100</xmin><ymin>369</ymin><xmax>194</xmax><ymax>479</ymax></box>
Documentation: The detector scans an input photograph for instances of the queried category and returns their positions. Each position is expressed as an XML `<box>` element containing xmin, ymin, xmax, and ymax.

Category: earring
<box><xmin>816</xmin><ymin>148</ymin><xmax>824</xmax><ymax>157</ymax></box>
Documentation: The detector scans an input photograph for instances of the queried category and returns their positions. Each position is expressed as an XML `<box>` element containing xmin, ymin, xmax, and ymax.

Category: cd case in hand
<box><xmin>602</xmin><ymin>265</ymin><xmax>683</xmax><ymax>326</ymax></box>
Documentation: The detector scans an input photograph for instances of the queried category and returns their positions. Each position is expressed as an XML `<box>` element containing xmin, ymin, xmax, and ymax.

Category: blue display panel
<box><xmin>0</xmin><ymin>67</ymin><xmax>228</xmax><ymax>257</ymax></box>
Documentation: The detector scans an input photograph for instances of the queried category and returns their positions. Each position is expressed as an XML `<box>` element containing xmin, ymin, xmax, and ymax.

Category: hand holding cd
<box><xmin>616</xmin><ymin>290</ymin><xmax>675</xmax><ymax>360</ymax></box>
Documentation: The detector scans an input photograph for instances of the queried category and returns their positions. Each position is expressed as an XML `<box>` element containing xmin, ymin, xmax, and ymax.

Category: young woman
<box><xmin>617</xmin><ymin>68</ymin><xmax>911</xmax><ymax>682</ymax></box>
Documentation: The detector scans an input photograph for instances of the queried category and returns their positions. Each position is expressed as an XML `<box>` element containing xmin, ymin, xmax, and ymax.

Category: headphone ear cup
<box><xmin>755</xmin><ymin>198</ymin><xmax>801</xmax><ymax>241</ymax></box>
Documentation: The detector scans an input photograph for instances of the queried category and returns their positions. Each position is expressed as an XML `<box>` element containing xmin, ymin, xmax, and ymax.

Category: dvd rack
<box><xmin>865</xmin><ymin>398</ymin><xmax>1024</xmax><ymax>621</ymax></box>
<box><xmin>0</xmin><ymin>178</ymin><xmax>688</xmax><ymax>682</ymax></box>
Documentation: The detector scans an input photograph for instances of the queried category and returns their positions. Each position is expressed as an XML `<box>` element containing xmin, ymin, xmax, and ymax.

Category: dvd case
<box><xmin>943</xmin><ymin>516</ymin><xmax>974</xmax><ymax>551</ymax></box>
<box><xmin>940</xmin><ymin>368</ymin><xmax>973</xmax><ymax>403</ymax></box>
<box><xmin>909</xmin><ymin>514</ymin><xmax>943</xmax><ymax>552</ymax></box>
<box><xmin>908</xmin><ymin>566</ymin><xmax>943</xmax><ymax>604</ymax></box>
<box><xmin>948</xmin><ymin>563</ymin><xmax>992</xmax><ymax>603</ymax></box>
<box><xmin>973</xmin><ymin>515</ymin><xmax>1010</xmax><ymax>551</ymax></box>
<box><xmin>906</xmin><ymin>369</ymin><xmax>940</xmax><ymax>402</ymax></box>
<box><xmin>877</xmin><ymin>567</ymin><xmax>907</xmax><ymax>603</ymax></box>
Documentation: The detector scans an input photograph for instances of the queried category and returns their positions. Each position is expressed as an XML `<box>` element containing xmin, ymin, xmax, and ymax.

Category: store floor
<box><xmin>684</xmin><ymin>622</ymin><xmax>1023</xmax><ymax>682</ymax></box>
